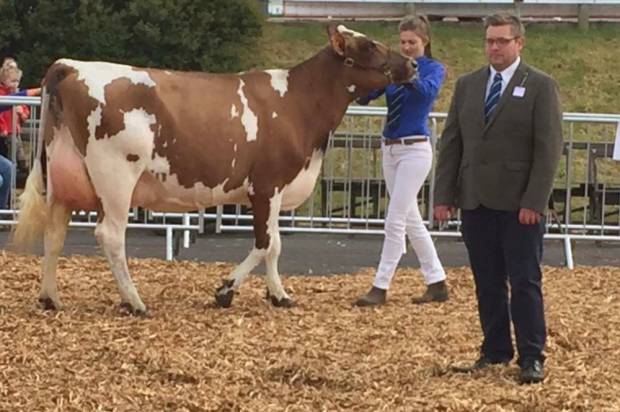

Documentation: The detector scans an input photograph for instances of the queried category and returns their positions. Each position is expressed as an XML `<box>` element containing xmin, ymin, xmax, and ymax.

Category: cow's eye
<box><xmin>364</xmin><ymin>42</ymin><xmax>377</xmax><ymax>53</ymax></box>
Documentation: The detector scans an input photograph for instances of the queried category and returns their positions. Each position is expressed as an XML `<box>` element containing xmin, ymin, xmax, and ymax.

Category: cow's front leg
<box><xmin>214</xmin><ymin>248</ymin><xmax>266</xmax><ymax>308</ymax></box>
<box><xmin>214</xmin><ymin>189</ymin><xmax>293</xmax><ymax>308</ymax></box>
<box><xmin>261</xmin><ymin>191</ymin><xmax>294</xmax><ymax>308</ymax></box>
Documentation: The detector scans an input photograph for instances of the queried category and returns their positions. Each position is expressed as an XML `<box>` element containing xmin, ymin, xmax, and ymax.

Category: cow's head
<box><xmin>327</xmin><ymin>24</ymin><xmax>416</xmax><ymax>91</ymax></box>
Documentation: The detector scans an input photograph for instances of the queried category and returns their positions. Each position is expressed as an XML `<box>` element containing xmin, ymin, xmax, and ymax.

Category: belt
<box><xmin>383</xmin><ymin>136</ymin><xmax>429</xmax><ymax>146</ymax></box>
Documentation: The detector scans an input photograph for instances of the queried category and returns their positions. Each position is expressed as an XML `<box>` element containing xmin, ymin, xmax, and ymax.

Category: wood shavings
<box><xmin>0</xmin><ymin>252</ymin><xmax>618</xmax><ymax>410</ymax></box>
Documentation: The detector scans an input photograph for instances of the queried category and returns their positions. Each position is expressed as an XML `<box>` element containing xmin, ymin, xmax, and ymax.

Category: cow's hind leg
<box><xmin>87</xmin><ymin>157</ymin><xmax>147</xmax><ymax>315</ymax></box>
<box><xmin>39</xmin><ymin>201</ymin><xmax>71</xmax><ymax>310</ymax></box>
<box><xmin>214</xmin><ymin>190</ymin><xmax>293</xmax><ymax>308</ymax></box>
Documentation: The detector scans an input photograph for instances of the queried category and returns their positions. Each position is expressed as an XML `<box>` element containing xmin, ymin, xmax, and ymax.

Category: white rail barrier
<box><xmin>2</xmin><ymin>95</ymin><xmax>619</xmax><ymax>267</ymax></box>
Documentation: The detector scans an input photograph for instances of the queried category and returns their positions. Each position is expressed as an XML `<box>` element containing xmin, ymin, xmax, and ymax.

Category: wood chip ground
<box><xmin>1</xmin><ymin>251</ymin><xmax>618</xmax><ymax>411</ymax></box>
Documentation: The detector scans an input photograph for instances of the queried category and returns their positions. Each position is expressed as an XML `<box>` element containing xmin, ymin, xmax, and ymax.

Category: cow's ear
<box><xmin>327</xmin><ymin>24</ymin><xmax>346</xmax><ymax>56</ymax></box>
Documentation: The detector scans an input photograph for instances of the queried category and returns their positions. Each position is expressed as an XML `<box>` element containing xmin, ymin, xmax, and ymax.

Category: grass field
<box><xmin>254</xmin><ymin>21</ymin><xmax>620</xmax><ymax>114</ymax></box>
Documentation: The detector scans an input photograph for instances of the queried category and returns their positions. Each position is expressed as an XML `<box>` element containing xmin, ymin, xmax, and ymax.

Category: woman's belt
<box><xmin>383</xmin><ymin>135</ymin><xmax>429</xmax><ymax>145</ymax></box>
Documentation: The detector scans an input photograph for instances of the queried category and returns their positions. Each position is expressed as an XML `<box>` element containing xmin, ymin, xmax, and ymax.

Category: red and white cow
<box><xmin>14</xmin><ymin>25</ymin><xmax>416</xmax><ymax>314</ymax></box>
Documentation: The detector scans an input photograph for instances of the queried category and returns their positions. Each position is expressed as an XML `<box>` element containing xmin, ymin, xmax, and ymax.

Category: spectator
<box><xmin>0</xmin><ymin>61</ymin><xmax>41</xmax><ymax>187</ymax></box>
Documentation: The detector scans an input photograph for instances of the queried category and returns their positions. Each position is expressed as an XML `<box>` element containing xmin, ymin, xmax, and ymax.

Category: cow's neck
<box><xmin>289</xmin><ymin>48</ymin><xmax>366</xmax><ymax>148</ymax></box>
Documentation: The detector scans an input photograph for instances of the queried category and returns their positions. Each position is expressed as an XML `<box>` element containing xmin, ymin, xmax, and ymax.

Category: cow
<box><xmin>13</xmin><ymin>24</ymin><xmax>416</xmax><ymax>315</ymax></box>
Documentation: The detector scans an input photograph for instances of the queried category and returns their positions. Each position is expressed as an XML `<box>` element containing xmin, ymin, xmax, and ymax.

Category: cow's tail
<box><xmin>12</xmin><ymin>88</ymin><xmax>50</xmax><ymax>252</ymax></box>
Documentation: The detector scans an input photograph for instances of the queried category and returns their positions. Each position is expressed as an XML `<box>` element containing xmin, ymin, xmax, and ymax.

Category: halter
<box><xmin>341</xmin><ymin>51</ymin><xmax>396</xmax><ymax>84</ymax></box>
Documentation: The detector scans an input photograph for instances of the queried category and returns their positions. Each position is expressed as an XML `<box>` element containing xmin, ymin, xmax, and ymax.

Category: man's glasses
<box><xmin>485</xmin><ymin>37</ymin><xmax>518</xmax><ymax>47</ymax></box>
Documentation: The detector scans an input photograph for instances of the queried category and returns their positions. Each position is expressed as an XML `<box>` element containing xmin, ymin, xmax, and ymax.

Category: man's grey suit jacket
<box><xmin>434</xmin><ymin>61</ymin><xmax>564</xmax><ymax>213</ymax></box>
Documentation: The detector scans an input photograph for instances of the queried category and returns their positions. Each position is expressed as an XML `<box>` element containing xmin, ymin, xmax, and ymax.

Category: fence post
<box><xmin>216</xmin><ymin>205</ymin><xmax>223</xmax><ymax>233</ymax></box>
<box><xmin>578</xmin><ymin>4</ymin><xmax>590</xmax><ymax>32</ymax></box>
<box><xmin>428</xmin><ymin>118</ymin><xmax>438</xmax><ymax>228</ymax></box>
<box><xmin>405</xmin><ymin>2</ymin><xmax>416</xmax><ymax>15</ymax></box>
<box><xmin>166</xmin><ymin>227</ymin><xmax>174</xmax><ymax>261</ymax></box>
<box><xmin>514</xmin><ymin>0</ymin><xmax>523</xmax><ymax>18</ymax></box>
<box><xmin>564</xmin><ymin>236</ymin><xmax>574</xmax><ymax>269</ymax></box>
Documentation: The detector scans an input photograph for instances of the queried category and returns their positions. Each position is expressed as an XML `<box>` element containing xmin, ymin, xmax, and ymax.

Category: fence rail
<box><xmin>1</xmin><ymin>95</ymin><xmax>619</xmax><ymax>268</ymax></box>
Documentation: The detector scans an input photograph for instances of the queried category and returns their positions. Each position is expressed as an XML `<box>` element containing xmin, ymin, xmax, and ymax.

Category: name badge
<box><xmin>513</xmin><ymin>86</ymin><xmax>526</xmax><ymax>98</ymax></box>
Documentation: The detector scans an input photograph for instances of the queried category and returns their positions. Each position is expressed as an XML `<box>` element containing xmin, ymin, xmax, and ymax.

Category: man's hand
<box><xmin>434</xmin><ymin>205</ymin><xmax>454</xmax><ymax>222</ymax></box>
<box><xmin>519</xmin><ymin>208</ymin><xmax>541</xmax><ymax>225</ymax></box>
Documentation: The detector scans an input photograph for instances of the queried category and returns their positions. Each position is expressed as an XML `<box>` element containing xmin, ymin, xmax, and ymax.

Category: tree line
<box><xmin>0</xmin><ymin>0</ymin><xmax>264</xmax><ymax>87</ymax></box>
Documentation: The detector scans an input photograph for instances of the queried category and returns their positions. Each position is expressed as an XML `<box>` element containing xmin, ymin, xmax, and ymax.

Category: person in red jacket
<box><xmin>0</xmin><ymin>62</ymin><xmax>40</xmax><ymax>187</ymax></box>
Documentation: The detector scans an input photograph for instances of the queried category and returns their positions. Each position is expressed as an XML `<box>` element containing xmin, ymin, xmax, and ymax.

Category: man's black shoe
<box><xmin>451</xmin><ymin>356</ymin><xmax>509</xmax><ymax>373</ymax></box>
<box><xmin>519</xmin><ymin>359</ymin><xmax>544</xmax><ymax>384</ymax></box>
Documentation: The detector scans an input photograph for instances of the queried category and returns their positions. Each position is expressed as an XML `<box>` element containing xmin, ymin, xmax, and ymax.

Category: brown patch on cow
<box><xmin>148</xmin><ymin>70</ymin><xmax>252</xmax><ymax>191</ymax></box>
<box><xmin>44</xmin><ymin>63</ymin><xmax>99</xmax><ymax>155</ymax></box>
<box><xmin>126</xmin><ymin>154</ymin><xmax>140</xmax><ymax>162</ymax></box>
<box><xmin>96</xmin><ymin>78</ymin><xmax>159</xmax><ymax>140</ymax></box>
<box><xmin>249</xmin><ymin>194</ymin><xmax>271</xmax><ymax>249</ymax></box>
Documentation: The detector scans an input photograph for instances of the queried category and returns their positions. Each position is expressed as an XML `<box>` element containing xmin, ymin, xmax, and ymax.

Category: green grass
<box><xmin>254</xmin><ymin>21</ymin><xmax>620</xmax><ymax>115</ymax></box>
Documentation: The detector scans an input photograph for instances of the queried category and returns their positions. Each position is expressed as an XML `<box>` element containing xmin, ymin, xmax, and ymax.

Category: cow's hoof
<box><xmin>38</xmin><ymin>297</ymin><xmax>59</xmax><ymax>311</ymax></box>
<box><xmin>215</xmin><ymin>289</ymin><xmax>234</xmax><ymax>308</ymax></box>
<box><xmin>215</xmin><ymin>280</ymin><xmax>235</xmax><ymax>308</ymax></box>
<box><xmin>119</xmin><ymin>302</ymin><xmax>149</xmax><ymax>317</ymax></box>
<box><xmin>270</xmin><ymin>295</ymin><xmax>296</xmax><ymax>308</ymax></box>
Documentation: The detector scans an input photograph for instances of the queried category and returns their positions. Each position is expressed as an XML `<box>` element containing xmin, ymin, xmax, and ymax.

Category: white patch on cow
<box><xmin>87</xmin><ymin>109</ymin><xmax>156</xmax><ymax>169</ymax></box>
<box><xmin>237</xmin><ymin>80</ymin><xmax>258</xmax><ymax>142</ymax></box>
<box><xmin>164</xmin><ymin>70</ymin><xmax>172</xmax><ymax>75</ymax></box>
<box><xmin>263</xmin><ymin>188</ymin><xmax>289</xmax><ymax>301</ymax></box>
<box><xmin>231</xmin><ymin>104</ymin><xmax>239</xmax><ymax>119</ymax></box>
<box><xmin>272</xmin><ymin>112</ymin><xmax>278</xmax><ymax>119</ymax></box>
<box><xmin>57</xmin><ymin>59</ymin><xmax>156</xmax><ymax>105</ymax></box>
<box><xmin>150</xmin><ymin>152</ymin><xmax>172</xmax><ymax>176</ymax></box>
<box><xmin>347</xmin><ymin>84</ymin><xmax>356</xmax><ymax>93</ymax></box>
<box><xmin>85</xmin><ymin>108</ymin><xmax>157</xmax><ymax>230</ymax></box>
<box><xmin>248</xmin><ymin>182</ymin><xmax>255</xmax><ymax>196</ymax></box>
<box><xmin>231</xmin><ymin>158</ymin><xmax>236</xmax><ymax>168</ymax></box>
<box><xmin>86</xmin><ymin>105</ymin><xmax>103</xmax><ymax>140</ymax></box>
<box><xmin>281</xmin><ymin>149</ymin><xmax>324</xmax><ymax>210</ymax></box>
<box><xmin>266</xmin><ymin>189</ymin><xmax>283</xmax><ymax>242</ymax></box>
<box><xmin>337</xmin><ymin>25</ymin><xmax>366</xmax><ymax>38</ymax></box>
<box><xmin>265</xmin><ymin>69</ymin><xmax>289</xmax><ymax>97</ymax></box>
<box><xmin>233</xmin><ymin>143</ymin><xmax>238</xmax><ymax>152</ymax></box>
<box><xmin>144</xmin><ymin>149</ymin><xmax>252</xmax><ymax>209</ymax></box>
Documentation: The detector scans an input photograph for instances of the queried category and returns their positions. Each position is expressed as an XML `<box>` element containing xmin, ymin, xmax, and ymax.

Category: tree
<box><xmin>0</xmin><ymin>0</ymin><xmax>263</xmax><ymax>87</ymax></box>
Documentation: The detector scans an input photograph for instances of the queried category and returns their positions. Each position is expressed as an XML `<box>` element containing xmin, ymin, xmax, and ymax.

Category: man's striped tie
<box><xmin>484</xmin><ymin>72</ymin><xmax>503</xmax><ymax>123</ymax></box>
<box><xmin>386</xmin><ymin>85</ymin><xmax>405</xmax><ymax>131</ymax></box>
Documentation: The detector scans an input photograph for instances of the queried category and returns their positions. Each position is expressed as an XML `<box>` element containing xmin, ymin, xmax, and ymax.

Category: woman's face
<box><xmin>399</xmin><ymin>30</ymin><xmax>427</xmax><ymax>59</ymax></box>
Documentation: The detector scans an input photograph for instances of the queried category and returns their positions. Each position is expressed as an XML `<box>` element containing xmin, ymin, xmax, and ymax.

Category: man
<box><xmin>434</xmin><ymin>14</ymin><xmax>563</xmax><ymax>384</ymax></box>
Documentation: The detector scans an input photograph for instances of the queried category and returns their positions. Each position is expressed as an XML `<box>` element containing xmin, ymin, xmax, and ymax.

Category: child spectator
<box><xmin>0</xmin><ymin>60</ymin><xmax>41</xmax><ymax>188</ymax></box>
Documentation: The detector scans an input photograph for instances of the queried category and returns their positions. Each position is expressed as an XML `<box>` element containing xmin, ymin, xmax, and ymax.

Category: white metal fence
<box><xmin>1</xmin><ymin>95</ymin><xmax>619</xmax><ymax>267</ymax></box>
<box><xmin>268</xmin><ymin>0</ymin><xmax>620</xmax><ymax>18</ymax></box>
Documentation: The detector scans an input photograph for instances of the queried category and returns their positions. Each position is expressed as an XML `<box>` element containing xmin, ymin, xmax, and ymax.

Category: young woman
<box><xmin>355</xmin><ymin>15</ymin><xmax>449</xmax><ymax>306</ymax></box>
